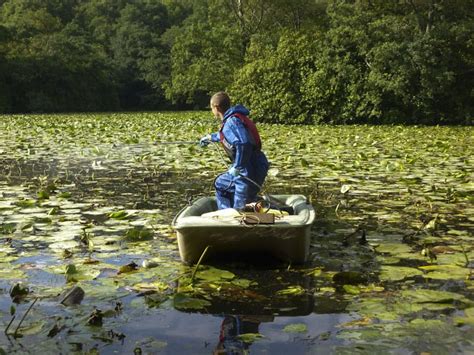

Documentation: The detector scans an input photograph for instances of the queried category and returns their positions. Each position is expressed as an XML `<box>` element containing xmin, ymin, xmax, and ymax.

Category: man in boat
<box><xmin>200</xmin><ymin>91</ymin><xmax>269</xmax><ymax>210</ymax></box>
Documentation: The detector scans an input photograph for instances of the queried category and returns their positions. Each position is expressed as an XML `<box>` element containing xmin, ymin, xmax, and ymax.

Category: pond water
<box><xmin>0</xmin><ymin>113</ymin><xmax>473</xmax><ymax>354</ymax></box>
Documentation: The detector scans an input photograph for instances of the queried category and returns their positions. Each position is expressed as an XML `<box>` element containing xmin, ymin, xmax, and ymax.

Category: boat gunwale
<box><xmin>172</xmin><ymin>194</ymin><xmax>315</xmax><ymax>229</ymax></box>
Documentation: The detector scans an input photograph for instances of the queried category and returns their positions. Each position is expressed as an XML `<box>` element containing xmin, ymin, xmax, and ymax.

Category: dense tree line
<box><xmin>0</xmin><ymin>0</ymin><xmax>472</xmax><ymax>124</ymax></box>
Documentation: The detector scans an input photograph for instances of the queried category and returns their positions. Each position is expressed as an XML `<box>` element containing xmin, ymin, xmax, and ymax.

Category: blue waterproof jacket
<box><xmin>210</xmin><ymin>105</ymin><xmax>269</xmax><ymax>209</ymax></box>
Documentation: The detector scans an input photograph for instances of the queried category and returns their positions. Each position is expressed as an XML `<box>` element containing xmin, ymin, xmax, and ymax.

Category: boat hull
<box><xmin>172</xmin><ymin>195</ymin><xmax>315</xmax><ymax>264</ymax></box>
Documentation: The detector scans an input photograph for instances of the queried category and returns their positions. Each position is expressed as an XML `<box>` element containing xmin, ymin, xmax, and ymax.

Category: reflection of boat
<box><xmin>172</xmin><ymin>195</ymin><xmax>315</xmax><ymax>264</ymax></box>
<box><xmin>214</xmin><ymin>314</ymin><xmax>271</xmax><ymax>354</ymax></box>
<box><xmin>173</xmin><ymin>267</ymin><xmax>315</xmax><ymax>317</ymax></box>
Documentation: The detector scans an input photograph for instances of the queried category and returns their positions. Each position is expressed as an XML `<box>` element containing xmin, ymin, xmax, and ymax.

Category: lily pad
<box><xmin>454</xmin><ymin>307</ymin><xmax>474</xmax><ymax>325</ymax></box>
<box><xmin>400</xmin><ymin>289</ymin><xmax>469</xmax><ymax>304</ymax></box>
<box><xmin>276</xmin><ymin>285</ymin><xmax>305</xmax><ymax>296</ymax></box>
<box><xmin>379</xmin><ymin>265</ymin><xmax>423</xmax><ymax>281</ymax></box>
<box><xmin>195</xmin><ymin>267</ymin><xmax>235</xmax><ymax>282</ymax></box>
<box><xmin>173</xmin><ymin>293</ymin><xmax>211</xmax><ymax>310</ymax></box>
<box><xmin>236</xmin><ymin>333</ymin><xmax>264</xmax><ymax>343</ymax></box>
<box><xmin>375</xmin><ymin>243</ymin><xmax>413</xmax><ymax>255</ymax></box>
<box><xmin>124</xmin><ymin>227</ymin><xmax>154</xmax><ymax>242</ymax></box>
<box><xmin>420</xmin><ymin>264</ymin><xmax>470</xmax><ymax>280</ymax></box>
<box><xmin>283</xmin><ymin>323</ymin><xmax>308</xmax><ymax>333</ymax></box>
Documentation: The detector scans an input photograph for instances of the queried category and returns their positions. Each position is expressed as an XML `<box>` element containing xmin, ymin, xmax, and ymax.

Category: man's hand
<box><xmin>199</xmin><ymin>134</ymin><xmax>212</xmax><ymax>147</ymax></box>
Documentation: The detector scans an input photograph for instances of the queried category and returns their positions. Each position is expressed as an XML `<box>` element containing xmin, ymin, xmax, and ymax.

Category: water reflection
<box><xmin>171</xmin><ymin>255</ymin><xmax>316</xmax><ymax>354</ymax></box>
<box><xmin>213</xmin><ymin>315</ymin><xmax>272</xmax><ymax>355</ymax></box>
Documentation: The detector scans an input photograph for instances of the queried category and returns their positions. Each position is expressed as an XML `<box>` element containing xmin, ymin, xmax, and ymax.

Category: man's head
<box><xmin>210</xmin><ymin>92</ymin><xmax>231</xmax><ymax>118</ymax></box>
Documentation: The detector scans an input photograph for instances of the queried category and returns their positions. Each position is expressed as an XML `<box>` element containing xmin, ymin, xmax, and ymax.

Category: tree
<box><xmin>231</xmin><ymin>31</ymin><xmax>319</xmax><ymax>123</ymax></box>
<box><xmin>111</xmin><ymin>1</ymin><xmax>170</xmax><ymax>108</ymax></box>
<box><xmin>0</xmin><ymin>0</ymin><xmax>119</xmax><ymax>112</ymax></box>
<box><xmin>163</xmin><ymin>1</ymin><xmax>244</xmax><ymax>107</ymax></box>
<box><xmin>231</xmin><ymin>0</ymin><xmax>473</xmax><ymax>124</ymax></box>
<box><xmin>0</xmin><ymin>24</ymin><xmax>11</xmax><ymax>112</ymax></box>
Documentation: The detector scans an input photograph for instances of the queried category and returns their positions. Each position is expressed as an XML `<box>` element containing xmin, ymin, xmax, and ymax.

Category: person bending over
<box><xmin>200</xmin><ymin>92</ymin><xmax>269</xmax><ymax>210</ymax></box>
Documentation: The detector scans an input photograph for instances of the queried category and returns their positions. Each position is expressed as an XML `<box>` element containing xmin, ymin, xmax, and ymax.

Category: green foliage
<box><xmin>231</xmin><ymin>32</ymin><xmax>318</xmax><ymax>124</ymax></box>
<box><xmin>163</xmin><ymin>1</ymin><xmax>244</xmax><ymax>106</ymax></box>
<box><xmin>111</xmin><ymin>1</ymin><xmax>170</xmax><ymax>108</ymax></box>
<box><xmin>232</xmin><ymin>1</ymin><xmax>473</xmax><ymax>124</ymax></box>
<box><xmin>0</xmin><ymin>0</ymin><xmax>471</xmax><ymax>123</ymax></box>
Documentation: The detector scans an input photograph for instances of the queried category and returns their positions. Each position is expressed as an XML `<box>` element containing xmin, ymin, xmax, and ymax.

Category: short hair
<box><xmin>210</xmin><ymin>92</ymin><xmax>231</xmax><ymax>112</ymax></box>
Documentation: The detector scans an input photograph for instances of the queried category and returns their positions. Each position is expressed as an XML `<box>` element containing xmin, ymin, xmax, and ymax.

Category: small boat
<box><xmin>172</xmin><ymin>195</ymin><xmax>315</xmax><ymax>264</ymax></box>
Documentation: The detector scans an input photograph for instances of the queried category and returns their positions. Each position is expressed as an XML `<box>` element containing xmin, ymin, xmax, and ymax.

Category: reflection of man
<box><xmin>213</xmin><ymin>315</ymin><xmax>273</xmax><ymax>355</ymax></box>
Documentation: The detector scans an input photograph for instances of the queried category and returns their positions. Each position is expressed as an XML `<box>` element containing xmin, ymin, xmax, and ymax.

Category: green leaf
<box><xmin>235</xmin><ymin>333</ymin><xmax>264</xmax><ymax>343</ymax></box>
<box><xmin>400</xmin><ymin>289</ymin><xmax>469</xmax><ymax>304</ymax></box>
<box><xmin>340</xmin><ymin>184</ymin><xmax>351</xmax><ymax>194</ymax></box>
<box><xmin>379</xmin><ymin>266</ymin><xmax>423</xmax><ymax>281</ymax></box>
<box><xmin>124</xmin><ymin>227</ymin><xmax>153</xmax><ymax>241</ymax></box>
<box><xmin>173</xmin><ymin>293</ymin><xmax>211</xmax><ymax>310</ymax></box>
<box><xmin>276</xmin><ymin>285</ymin><xmax>305</xmax><ymax>296</ymax></box>
<box><xmin>283</xmin><ymin>323</ymin><xmax>308</xmax><ymax>333</ymax></box>
<box><xmin>420</xmin><ymin>264</ymin><xmax>470</xmax><ymax>280</ymax></box>
<box><xmin>108</xmin><ymin>210</ymin><xmax>129</xmax><ymax>220</ymax></box>
<box><xmin>195</xmin><ymin>267</ymin><xmax>235</xmax><ymax>282</ymax></box>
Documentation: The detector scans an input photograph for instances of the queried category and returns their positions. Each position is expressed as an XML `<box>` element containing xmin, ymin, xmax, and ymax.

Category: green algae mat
<box><xmin>0</xmin><ymin>113</ymin><xmax>473</xmax><ymax>354</ymax></box>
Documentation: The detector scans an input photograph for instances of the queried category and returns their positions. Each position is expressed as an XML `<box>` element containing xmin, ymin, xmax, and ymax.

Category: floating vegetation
<box><xmin>0</xmin><ymin>113</ymin><xmax>472</xmax><ymax>353</ymax></box>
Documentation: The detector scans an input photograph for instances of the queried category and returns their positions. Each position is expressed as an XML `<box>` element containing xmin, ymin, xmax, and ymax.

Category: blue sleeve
<box><xmin>210</xmin><ymin>132</ymin><xmax>219</xmax><ymax>142</ymax></box>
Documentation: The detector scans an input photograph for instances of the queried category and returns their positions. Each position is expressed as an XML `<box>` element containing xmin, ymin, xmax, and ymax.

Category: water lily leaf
<box><xmin>37</xmin><ymin>190</ymin><xmax>50</xmax><ymax>200</ymax></box>
<box><xmin>124</xmin><ymin>227</ymin><xmax>153</xmax><ymax>241</ymax></box>
<box><xmin>17</xmin><ymin>320</ymin><xmax>46</xmax><ymax>335</ymax></box>
<box><xmin>375</xmin><ymin>243</ymin><xmax>413</xmax><ymax>255</ymax></box>
<box><xmin>343</xmin><ymin>285</ymin><xmax>361</xmax><ymax>295</ymax></box>
<box><xmin>0</xmin><ymin>267</ymin><xmax>25</xmax><ymax>279</ymax></box>
<box><xmin>236</xmin><ymin>333</ymin><xmax>264</xmax><ymax>343</ymax></box>
<box><xmin>346</xmin><ymin>298</ymin><xmax>399</xmax><ymax>321</ymax></box>
<box><xmin>379</xmin><ymin>266</ymin><xmax>423</xmax><ymax>281</ymax></box>
<box><xmin>276</xmin><ymin>285</ymin><xmax>305</xmax><ymax>296</ymax></box>
<box><xmin>420</xmin><ymin>264</ymin><xmax>470</xmax><ymax>280</ymax></box>
<box><xmin>376</xmin><ymin>255</ymin><xmax>401</xmax><ymax>265</ymax></box>
<box><xmin>283</xmin><ymin>323</ymin><xmax>308</xmax><ymax>333</ymax></box>
<box><xmin>108</xmin><ymin>210</ymin><xmax>129</xmax><ymax>220</ymax></box>
<box><xmin>340</xmin><ymin>184</ymin><xmax>351</xmax><ymax>194</ymax></box>
<box><xmin>454</xmin><ymin>307</ymin><xmax>474</xmax><ymax>325</ymax></box>
<box><xmin>57</xmin><ymin>192</ymin><xmax>72</xmax><ymax>199</ymax></box>
<box><xmin>34</xmin><ymin>216</ymin><xmax>52</xmax><ymax>224</ymax></box>
<box><xmin>268</xmin><ymin>168</ymin><xmax>279</xmax><ymax>177</ymax></box>
<box><xmin>15</xmin><ymin>200</ymin><xmax>36</xmax><ymax>208</ymax></box>
<box><xmin>423</xmin><ymin>218</ymin><xmax>437</xmax><ymax>231</ymax></box>
<box><xmin>132</xmin><ymin>281</ymin><xmax>169</xmax><ymax>293</ymax></box>
<box><xmin>317</xmin><ymin>287</ymin><xmax>336</xmax><ymax>294</ymax></box>
<box><xmin>195</xmin><ymin>267</ymin><xmax>235</xmax><ymax>282</ymax></box>
<box><xmin>230</xmin><ymin>278</ymin><xmax>255</xmax><ymax>288</ymax></box>
<box><xmin>173</xmin><ymin>293</ymin><xmax>211</xmax><ymax>310</ymax></box>
<box><xmin>0</xmin><ymin>223</ymin><xmax>16</xmax><ymax>234</ymax></box>
<box><xmin>305</xmin><ymin>268</ymin><xmax>323</xmax><ymax>277</ymax></box>
<box><xmin>400</xmin><ymin>289</ymin><xmax>469</xmax><ymax>304</ymax></box>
